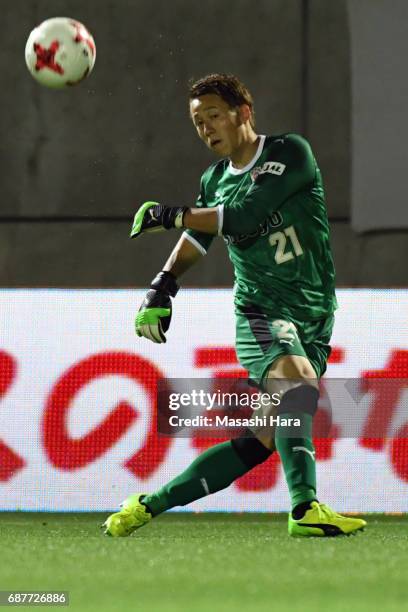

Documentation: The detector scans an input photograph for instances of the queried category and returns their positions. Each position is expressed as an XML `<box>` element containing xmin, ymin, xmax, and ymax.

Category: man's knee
<box><xmin>263</xmin><ymin>355</ymin><xmax>319</xmax><ymax>417</ymax></box>
<box><xmin>267</xmin><ymin>354</ymin><xmax>317</xmax><ymax>380</ymax></box>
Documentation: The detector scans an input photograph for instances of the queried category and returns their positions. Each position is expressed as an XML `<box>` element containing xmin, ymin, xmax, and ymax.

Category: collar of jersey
<box><xmin>227</xmin><ymin>135</ymin><xmax>266</xmax><ymax>175</ymax></box>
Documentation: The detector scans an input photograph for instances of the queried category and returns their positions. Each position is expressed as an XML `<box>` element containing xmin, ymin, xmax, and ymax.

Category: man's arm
<box><xmin>131</xmin><ymin>135</ymin><xmax>315</xmax><ymax>239</ymax></box>
<box><xmin>220</xmin><ymin>136</ymin><xmax>315</xmax><ymax>235</ymax></box>
<box><xmin>130</xmin><ymin>200</ymin><xmax>219</xmax><ymax>238</ymax></box>
<box><xmin>163</xmin><ymin>233</ymin><xmax>206</xmax><ymax>277</ymax></box>
<box><xmin>182</xmin><ymin>209</ymin><xmax>219</xmax><ymax>236</ymax></box>
<box><xmin>135</xmin><ymin>234</ymin><xmax>204</xmax><ymax>343</ymax></box>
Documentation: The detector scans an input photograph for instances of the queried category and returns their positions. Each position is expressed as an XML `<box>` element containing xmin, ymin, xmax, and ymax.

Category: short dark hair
<box><xmin>189</xmin><ymin>73</ymin><xmax>255</xmax><ymax>127</ymax></box>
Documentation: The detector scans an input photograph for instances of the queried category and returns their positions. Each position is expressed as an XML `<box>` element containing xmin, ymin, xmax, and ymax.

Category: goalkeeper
<box><xmin>103</xmin><ymin>74</ymin><xmax>366</xmax><ymax>537</ymax></box>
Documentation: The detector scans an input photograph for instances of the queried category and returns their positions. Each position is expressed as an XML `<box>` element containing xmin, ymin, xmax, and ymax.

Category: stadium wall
<box><xmin>7</xmin><ymin>0</ymin><xmax>406</xmax><ymax>287</ymax></box>
<box><xmin>0</xmin><ymin>288</ymin><xmax>407</xmax><ymax>512</ymax></box>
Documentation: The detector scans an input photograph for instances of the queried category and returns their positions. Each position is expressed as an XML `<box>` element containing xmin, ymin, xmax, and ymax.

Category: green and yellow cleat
<box><xmin>288</xmin><ymin>501</ymin><xmax>367</xmax><ymax>537</ymax></box>
<box><xmin>102</xmin><ymin>494</ymin><xmax>152</xmax><ymax>537</ymax></box>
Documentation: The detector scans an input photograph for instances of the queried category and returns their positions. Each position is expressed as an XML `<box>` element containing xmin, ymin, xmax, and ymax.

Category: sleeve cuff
<box><xmin>217</xmin><ymin>204</ymin><xmax>224</xmax><ymax>236</ymax></box>
<box><xmin>183</xmin><ymin>232</ymin><xmax>207</xmax><ymax>256</ymax></box>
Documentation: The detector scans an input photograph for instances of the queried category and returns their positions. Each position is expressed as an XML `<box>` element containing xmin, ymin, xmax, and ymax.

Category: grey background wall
<box><xmin>1</xmin><ymin>0</ymin><xmax>406</xmax><ymax>287</ymax></box>
<box><xmin>349</xmin><ymin>0</ymin><xmax>408</xmax><ymax>233</ymax></box>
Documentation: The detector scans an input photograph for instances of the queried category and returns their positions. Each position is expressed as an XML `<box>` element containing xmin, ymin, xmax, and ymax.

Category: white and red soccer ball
<box><xmin>25</xmin><ymin>17</ymin><xmax>96</xmax><ymax>89</ymax></box>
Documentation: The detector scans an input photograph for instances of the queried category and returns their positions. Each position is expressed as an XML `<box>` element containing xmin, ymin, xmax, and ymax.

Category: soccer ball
<box><xmin>25</xmin><ymin>17</ymin><xmax>96</xmax><ymax>89</ymax></box>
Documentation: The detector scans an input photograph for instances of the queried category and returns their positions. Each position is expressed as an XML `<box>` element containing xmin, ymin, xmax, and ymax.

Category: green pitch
<box><xmin>0</xmin><ymin>513</ymin><xmax>406</xmax><ymax>612</ymax></box>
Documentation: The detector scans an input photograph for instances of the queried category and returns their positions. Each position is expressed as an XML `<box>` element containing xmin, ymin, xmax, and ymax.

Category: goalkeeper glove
<box><xmin>135</xmin><ymin>271</ymin><xmax>179</xmax><ymax>343</ymax></box>
<box><xmin>130</xmin><ymin>201</ymin><xmax>188</xmax><ymax>238</ymax></box>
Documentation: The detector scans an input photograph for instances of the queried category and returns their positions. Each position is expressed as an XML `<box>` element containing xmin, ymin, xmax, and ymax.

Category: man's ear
<box><xmin>237</xmin><ymin>104</ymin><xmax>252</xmax><ymax>125</ymax></box>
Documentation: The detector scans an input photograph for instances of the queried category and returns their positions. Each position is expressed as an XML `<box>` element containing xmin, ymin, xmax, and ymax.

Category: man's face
<box><xmin>190</xmin><ymin>94</ymin><xmax>244</xmax><ymax>157</ymax></box>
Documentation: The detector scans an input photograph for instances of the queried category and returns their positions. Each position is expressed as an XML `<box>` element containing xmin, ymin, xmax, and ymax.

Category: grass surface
<box><xmin>0</xmin><ymin>513</ymin><xmax>406</xmax><ymax>612</ymax></box>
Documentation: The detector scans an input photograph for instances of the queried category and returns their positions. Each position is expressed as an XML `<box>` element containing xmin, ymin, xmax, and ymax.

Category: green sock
<box><xmin>143</xmin><ymin>441</ymin><xmax>250</xmax><ymax>516</ymax></box>
<box><xmin>275</xmin><ymin>412</ymin><xmax>317</xmax><ymax>509</ymax></box>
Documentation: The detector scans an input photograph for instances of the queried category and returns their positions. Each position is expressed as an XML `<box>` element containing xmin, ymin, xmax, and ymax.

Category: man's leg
<box><xmin>266</xmin><ymin>354</ymin><xmax>366</xmax><ymax>536</ymax></box>
<box><xmin>103</xmin><ymin>435</ymin><xmax>274</xmax><ymax>536</ymax></box>
<box><xmin>142</xmin><ymin>436</ymin><xmax>273</xmax><ymax>516</ymax></box>
<box><xmin>265</xmin><ymin>355</ymin><xmax>319</xmax><ymax>516</ymax></box>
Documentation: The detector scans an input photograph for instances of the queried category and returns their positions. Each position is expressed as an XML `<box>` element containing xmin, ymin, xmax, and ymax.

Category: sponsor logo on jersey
<box><xmin>251</xmin><ymin>161</ymin><xmax>286</xmax><ymax>181</ymax></box>
<box><xmin>223</xmin><ymin>212</ymin><xmax>283</xmax><ymax>248</ymax></box>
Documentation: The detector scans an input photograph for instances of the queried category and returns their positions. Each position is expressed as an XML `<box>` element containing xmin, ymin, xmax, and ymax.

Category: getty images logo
<box><xmin>251</xmin><ymin>161</ymin><xmax>286</xmax><ymax>181</ymax></box>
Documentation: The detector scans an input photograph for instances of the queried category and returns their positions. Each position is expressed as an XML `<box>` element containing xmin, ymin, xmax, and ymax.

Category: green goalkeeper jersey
<box><xmin>185</xmin><ymin>134</ymin><xmax>337</xmax><ymax>320</ymax></box>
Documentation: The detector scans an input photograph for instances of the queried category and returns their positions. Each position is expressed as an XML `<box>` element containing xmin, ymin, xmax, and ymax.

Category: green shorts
<box><xmin>235</xmin><ymin>305</ymin><xmax>334</xmax><ymax>382</ymax></box>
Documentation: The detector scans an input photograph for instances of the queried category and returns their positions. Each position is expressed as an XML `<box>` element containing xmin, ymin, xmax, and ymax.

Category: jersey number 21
<box><xmin>268</xmin><ymin>225</ymin><xmax>303</xmax><ymax>264</ymax></box>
